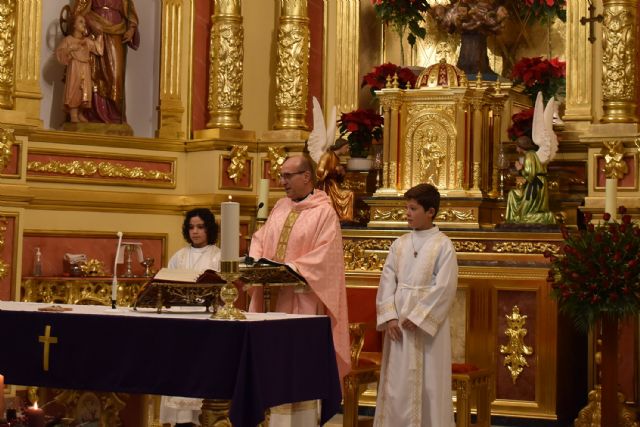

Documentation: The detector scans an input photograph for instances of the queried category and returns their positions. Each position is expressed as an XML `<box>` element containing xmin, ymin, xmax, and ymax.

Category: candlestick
<box><xmin>605</xmin><ymin>178</ymin><xmax>617</xmax><ymax>221</ymax></box>
<box><xmin>25</xmin><ymin>404</ymin><xmax>44</xmax><ymax>427</ymax></box>
<box><xmin>221</xmin><ymin>199</ymin><xmax>240</xmax><ymax>261</ymax></box>
<box><xmin>0</xmin><ymin>374</ymin><xmax>5</xmax><ymax>418</ymax></box>
<box><xmin>257</xmin><ymin>179</ymin><xmax>270</xmax><ymax>219</ymax></box>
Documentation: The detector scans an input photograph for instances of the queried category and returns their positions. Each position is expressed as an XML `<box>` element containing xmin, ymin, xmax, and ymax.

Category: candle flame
<box><xmin>33</xmin><ymin>402</ymin><xmax>39</xmax><ymax>410</ymax></box>
<box><xmin>228</xmin><ymin>195</ymin><xmax>232</xmax><ymax>201</ymax></box>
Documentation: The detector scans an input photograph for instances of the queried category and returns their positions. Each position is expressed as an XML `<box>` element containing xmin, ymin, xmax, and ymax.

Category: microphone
<box><xmin>112</xmin><ymin>231</ymin><xmax>123</xmax><ymax>309</ymax></box>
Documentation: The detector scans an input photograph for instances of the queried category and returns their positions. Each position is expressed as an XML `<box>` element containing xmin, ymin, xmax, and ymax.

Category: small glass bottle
<box><xmin>32</xmin><ymin>248</ymin><xmax>42</xmax><ymax>277</ymax></box>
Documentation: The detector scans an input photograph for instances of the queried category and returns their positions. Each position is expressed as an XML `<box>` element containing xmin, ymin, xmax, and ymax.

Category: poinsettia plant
<box><xmin>545</xmin><ymin>207</ymin><xmax>640</xmax><ymax>331</ymax></box>
<box><xmin>507</xmin><ymin>108</ymin><xmax>534</xmax><ymax>140</ymax></box>
<box><xmin>521</xmin><ymin>0</ymin><xmax>567</xmax><ymax>23</ymax></box>
<box><xmin>361</xmin><ymin>62</ymin><xmax>418</xmax><ymax>95</ymax></box>
<box><xmin>511</xmin><ymin>56</ymin><xmax>566</xmax><ymax>103</ymax></box>
<box><xmin>372</xmin><ymin>0</ymin><xmax>430</xmax><ymax>64</ymax></box>
<box><xmin>338</xmin><ymin>109</ymin><xmax>384</xmax><ymax>158</ymax></box>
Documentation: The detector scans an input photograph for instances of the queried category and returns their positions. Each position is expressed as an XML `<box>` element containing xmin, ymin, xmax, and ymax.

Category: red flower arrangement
<box><xmin>507</xmin><ymin>108</ymin><xmax>534</xmax><ymax>141</ymax></box>
<box><xmin>511</xmin><ymin>56</ymin><xmax>566</xmax><ymax>103</ymax></box>
<box><xmin>372</xmin><ymin>0</ymin><xmax>429</xmax><ymax>63</ymax></box>
<box><xmin>522</xmin><ymin>0</ymin><xmax>567</xmax><ymax>23</ymax></box>
<box><xmin>338</xmin><ymin>109</ymin><xmax>384</xmax><ymax>158</ymax></box>
<box><xmin>546</xmin><ymin>206</ymin><xmax>640</xmax><ymax>331</ymax></box>
<box><xmin>361</xmin><ymin>63</ymin><xmax>418</xmax><ymax>95</ymax></box>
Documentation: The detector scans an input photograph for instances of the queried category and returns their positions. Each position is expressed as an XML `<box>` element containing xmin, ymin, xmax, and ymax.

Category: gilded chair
<box><xmin>343</xmin><ymin>322</ymin><xmax>381</xmax><ymax>427</ymax></box>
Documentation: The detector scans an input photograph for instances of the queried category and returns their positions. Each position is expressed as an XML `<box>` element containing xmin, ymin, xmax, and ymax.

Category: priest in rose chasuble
<box><xmin>248</xmin><ymin>156</ymin><xmax>350</xmax><ymax>426</ymax></box>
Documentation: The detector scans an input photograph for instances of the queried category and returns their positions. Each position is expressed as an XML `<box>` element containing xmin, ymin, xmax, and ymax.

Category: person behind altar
<box><xmin>247</xmin><ymin>155</ymin><xmax>350</xmax><ymax>426</ymax></box>
<box><xmin>374</xmin><ymin>183</ymin><xmax>458</xmax><ymax>427</ymax></box>
<box><xmin>160</xmin><ymin>208</ymin><xmax>221</xmax><ymax>427</ymax></box>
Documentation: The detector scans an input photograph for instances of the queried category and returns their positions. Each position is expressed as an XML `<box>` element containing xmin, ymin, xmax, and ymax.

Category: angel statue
<box><xmin>308</xmin><ymin>97</ymin><xmax>355</xmax><ymax>223</ymax></box>
<box><xmin>505</xmin><ymin>92</ymin><xmax>557</xmax><ymax>224</ymax></box>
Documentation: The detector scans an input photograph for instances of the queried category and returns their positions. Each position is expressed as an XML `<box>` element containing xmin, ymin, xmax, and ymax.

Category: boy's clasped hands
<box><xmin>385</xmin><ymin>318</ymin><xmax>417</xmax><ymax>341</ymax></box>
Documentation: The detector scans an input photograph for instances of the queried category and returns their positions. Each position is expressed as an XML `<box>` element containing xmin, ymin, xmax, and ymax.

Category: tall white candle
<box><xmin>221</xmin><ymin>199</ymin><xmax>240</xmax><ymax>261</ymax></box>
<box><xmin>0</xmin><ymin>374</ymin><xmax>5</xmax><ymax>418</ymax></box>
<box><xmin>257</xmin><ymin>178</ymin><xmax>270</xmax><ymax>219</ymax></box>
<box><xmin>605</xmin><ymin>178</ymin><xmax>618</xmax><ymax>221</ymax></box>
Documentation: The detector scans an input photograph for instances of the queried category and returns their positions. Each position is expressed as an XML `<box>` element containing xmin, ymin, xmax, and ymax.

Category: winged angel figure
<box><xmin>505</xmin><ymin>92</ymin><xmax>558</xmax><ymax>224</ymax></box>
<box><xmin>308</xmin><ymin>97</ymin><xmax>354</xmax><ymax>222</ymax></box>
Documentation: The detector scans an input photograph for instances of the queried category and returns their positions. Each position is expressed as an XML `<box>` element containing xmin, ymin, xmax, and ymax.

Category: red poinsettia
<box><xmin>361</xmin><ymin>62</ymin><xmax>418</xmax><ymax>95</ymax></box>
<box><xmin>522</xmin><ymin>0</ymin><xmax>567</xmax><ymax>23</ymax></box>
<box><xmin>511</xmin><ymin>56</ymin><xmax>566</xmax><ymax>103</ymax></box>
<box><xmin>338</xmin><ymin>109</ymin><xmax>384</xmax><ymax>158</ymax></box>
<box><xmin>507</xmin><ymin>108</ymin><xmax>534</xmax><ymax>141</ymax></box>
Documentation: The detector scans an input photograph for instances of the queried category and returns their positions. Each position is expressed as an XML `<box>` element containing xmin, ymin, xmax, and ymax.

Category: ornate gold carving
<box><xmin>601</xmin><ymin>140</ymin><xmax>629</xmax><ymax>179</ymax></box>
<box><xmin>226</xmin><ymin>145</ymin><xmax>249</xmax><ymax>184</ymax></box>
<box><xmin>372</xmin><ymin>208</ymin><xmax>405</xmax><ymax>222</ymax></box>
<box><xmin>200</xmin><ymin>399</ymin><xmax>232</xmax><ymax>427</ymax></box>
<box><xmin>389</xmin><ymin>161</ymin><xmax>397</xmax><ymax>189</ymax></box>
<box><xmin>436</xmin><ymin>208</ymin><xmax>476</xmax><ymax>223</ymax></box>
<box><xmin>274</xmin><ymin>0</ymin><xmax>309</xmax><ymax>130</ymax></box>
<box><xmin>0</xmin><ymin>127</ymin><xmax>14</xmax><ymax>171</ymax></box>
<box><xmin>456</xmin><ymin>160</ymin><xmax>464</xmax><ymax>190</ymax></box>
<box><xmin>22</xmin><ymin>278</ymin><xmax>145</xmax><ymax>307</ymax></box>
<box><xmin>493</xmin><ymin>241</ymin><xmax>560</xmax><ymax>254</ymax></box>
<box><xmin>0</xmin><ymin>0</ymin><xmax>16</xmax><ymax>108</ymax></box>
<box><xmin>54</xmin><ymin>390</ymin><xmax>127</xmax><ymax>427</ymax></box>
<box><xmin>80</xmin><ymin>259</ymin><xmax>106</xmax><ymax>277</ymax></box>
<box><xmin>343</xmin><ymin>239</ymin><xmax>393</xmax><ymax>271</ymax></box>
<box><xmin>267</xmin><ymin>146</ymin><xmax>287</xmax><ymax>179</ymax></box>
<box><xmin>472</xmin><ymin>162</ymin><xmax>481</xmax><ymax>191</ymax></box>
<box><xmin>207</xmin><ymin>1</ymin><xmax>244</xmax><ymax>129</ymax></box>
<box><xmin>335</xmin><ymin>0</ymin><xmax>360</xmax><ymax>115</ymax></box>
<box><xmin>0</xmin><ymin>216</ymin><xmax>7</xmax><ymax>279</ymax></box>
<box><xmin>418</xmin><ymin>128</ymin><xmax>446</xmax><ymax>187</ymax></box>
<box><xmin>452</xmin><ymin>240</ymin><xmax>487</xmax><ymax>252</ymax></box>
<box><xmin>27</xmin><ymin>160</ymin><xmax>173</xmax><ymax>182</ymax></box>
<box><xmin>601</xmin><ymin>2</ymin><xmax>638</xmax><ymax>123</ymax></box>
<box><xmin>574</xmin><ymin>388</ymin><xmax>639</xmax><ymax>426</ymax></box>
<box><xmin>499</xmin><ymin>306</ymin><xmax>533</xmax><ymax>384</ymax></box>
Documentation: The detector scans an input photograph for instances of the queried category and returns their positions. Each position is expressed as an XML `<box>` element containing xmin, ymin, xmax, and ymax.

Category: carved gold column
<box><xmin>0</xmin><ymin>0</ymin><xmax>16</xmax><ymax>109</ymax></box>
<box><xmin>273</xmin><ymin>0</ymin><xmax>310</xmax><ymax>130</ymax></box>
<box><xmin>157</xmin><ymin>0</ymin><xmax>187</xmax><ymax>138</ymax></box>
<box><xmin>470</xmin><ymin>98</ymin><xmax>483</xmax><ymax>189</ymax></box>
<box><xmin>378</xmin><ymin>97</ymin><xmax>392</xmax><ymax>191</ymax></box>
<box><xmin>207</xmin><ymin>0</ymin><xmax>244</xmax><ymax>129</ymax></box>
<box><xmin>14</xmin><ymin>0</ymin><xmax>41</xmax><ymax>126</ymax></box>
<box><xmin>388</xmin><ymin>99</ymin><xmax>400</xmax><ymax>191</ymax></box>
<box><xmin>335</xmin><ymin>0</ymin><xmax>359</xmax><ymax>115</ymax></box>
<box><xmin>601</xmin><ymin>0</ymin><xmax>638</xmax><ymax>123</ymax></box>
<box><xmin>564</xmin><ymin>0</ymin><xmax>595</xmax><ymax>124</ymax></box>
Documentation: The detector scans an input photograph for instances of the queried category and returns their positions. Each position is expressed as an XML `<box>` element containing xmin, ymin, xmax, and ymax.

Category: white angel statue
<box><xmin>505</xmin><ymin>92</ymin><xmax>557</xmax><ymax>224</ymax></box>
<box><xmin>307</xmin><ymin>96</ymin><xmax>354</xmax><ymax>222</ymax></box>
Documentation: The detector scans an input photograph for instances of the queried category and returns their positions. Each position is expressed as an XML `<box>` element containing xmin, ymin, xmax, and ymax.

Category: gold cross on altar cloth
<box><xmin>38</xmin><ymin>325</ymin><xmax>58</xmax><ymax>371</ymax></box>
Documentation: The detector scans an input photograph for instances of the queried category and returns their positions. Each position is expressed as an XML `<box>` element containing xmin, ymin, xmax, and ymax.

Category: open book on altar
<box><xmin>152</xmin><ymin>267</ymin><xmax>226</xmax><ymax>284</ymax></box>
<box><xmin>240</xmin><ymin>258</ymin><xmax>307</xmax><ymax>286</ymax></box>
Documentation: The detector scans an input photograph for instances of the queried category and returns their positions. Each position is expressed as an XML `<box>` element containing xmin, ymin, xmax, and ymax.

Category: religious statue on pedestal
<box><xmin>505</xmin><ymin>93</ymin><xmax>558</xmax><ymax>224</ymax></box>
<box><xmin>308</xmin><ymin>97</ymin><xmax>355</xmax><ymax>223</ymax></box>
<box><xmin>55</xmin><ymin>15</ymin><xmax>104</xmax><ymax>124</ymax></box>
<box><xmin>69</xmin><ymin>0</ymin><xmax>140</xmax><ymax>127</ymax></box>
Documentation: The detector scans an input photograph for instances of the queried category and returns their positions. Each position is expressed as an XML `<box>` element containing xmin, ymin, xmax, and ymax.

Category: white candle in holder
<box><xmin>221</xmin><ymin>198</ymin><xmax>240</xmax><ymax>261</ymax></box>
<box><xmin>257</xmin><ymin>178</ymin><xmax>270</xmax><ymax>219</ymax></box>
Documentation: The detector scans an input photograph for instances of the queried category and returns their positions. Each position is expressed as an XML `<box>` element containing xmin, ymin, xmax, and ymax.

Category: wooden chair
<box><xmin>451</xmin><ymin>364</ymin><xmax>493</xmax><ymax>427</ymax></box>
<box><xmin>343</xmin><ymin>323</ymin><xmax>381</xmax><ymax>427</ymax></box>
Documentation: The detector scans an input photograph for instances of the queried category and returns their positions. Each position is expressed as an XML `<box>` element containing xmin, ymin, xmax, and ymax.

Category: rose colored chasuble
<box><xmin>249</xmin><ymin>190</ymin><xmax>351</xmax><ymax>381</ymax></box>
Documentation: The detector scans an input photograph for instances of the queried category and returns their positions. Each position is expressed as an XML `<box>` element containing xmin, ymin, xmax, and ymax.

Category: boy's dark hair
<box><xmin>404</xmin><ymin>183</ymin><xmax>440</xmax><ymax>216</ymax></box>
<box><xmin>182</xmin><ymin>208</ymin><xmax>218</xmax><ymax>245</ymax></box>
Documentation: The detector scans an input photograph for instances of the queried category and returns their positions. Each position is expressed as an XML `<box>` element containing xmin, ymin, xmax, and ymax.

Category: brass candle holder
<box><xmin>213</xmin><ymin>260</ymin><xmax>245</xmax><ymax>320</ymax></box>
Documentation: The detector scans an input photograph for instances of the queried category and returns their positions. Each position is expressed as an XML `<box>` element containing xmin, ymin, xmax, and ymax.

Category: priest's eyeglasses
<box><xmin>278</xmin><ymin>171</ymin><xmax>305</xmax><ymax>181</ymax></box>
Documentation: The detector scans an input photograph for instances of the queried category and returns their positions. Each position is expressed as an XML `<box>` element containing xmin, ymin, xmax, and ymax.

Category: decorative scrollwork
<box><xmin>27</xmin><ymin>160</ymin><xmax>173</xmax><ymax>182</ymax></box>
<box><xmin>226</xmin><ymin>145</ymin><xmax>249</xmax><ymax>184</ymax></box>
<box><xmin>267</xmin><ymin>146</ymin><xmax>287</xmax><ymax>180</ymax></box>
<box><xmin>601</xmin><ymin>140</ymin><xmax>629</xmax><ymax>179</ymax></box>
<box><xmin>372</xmin><ymin>208</ymin><xmax>405</xmax><ymax>221</ymax></box>
<box><xmin>0</xmin><ymin>0</ymin><xmax>16</xmax><ymax>108</ymax></box>
<box><xmin>493</xmin><ymin>241</ymin><xmax>560</xmax><ymax>254</ymax></box>
<box><xmin>343</xmin><ymin>239</ymin><xmax>393</xmax><ymax>271</ymax></box>
<box><xmin>602</xmin><ymin>7</ymin><xmax>635</xmax><ymax>101</ymax></box>
<box><xmin>0</xmin><ymin>126</ymin><xmax>14</xmax><ymax>171</ymax></box>
<box><xmin>436</xmin><ymin>208</ymin><xmax>476</xmax><ymax>222</ymax></box>
<box><xmin>499</xmin><ymin>306</ymin><xmax>533</xmax><ymax>384</ymax></box>
<box><xmin>452</xmin><ymin>240</ymin><xmax>487</xmax><ymax>252</ymax></box>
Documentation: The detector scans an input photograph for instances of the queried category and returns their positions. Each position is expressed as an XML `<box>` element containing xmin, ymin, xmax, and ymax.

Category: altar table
<box><xmin>0</xmin><ymin>302</ymin><xmax>342</xmax><ymax>427</ymax></box>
